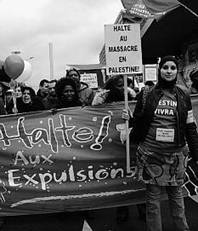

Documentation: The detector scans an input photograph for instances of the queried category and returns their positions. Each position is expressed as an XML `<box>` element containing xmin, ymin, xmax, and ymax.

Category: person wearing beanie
<box><xmin>122</xmin><ymin>55</ymin><xmax>198</xmax><ymax>231</ymax></box>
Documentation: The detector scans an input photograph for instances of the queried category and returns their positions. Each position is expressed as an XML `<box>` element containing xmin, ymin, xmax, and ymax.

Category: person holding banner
<box><xmin>104</xmin><ymin>75</ymin><xmax>135</xmax><ymax>103</ymax></box>
<box><xmin>37</xmin><ymin>79</ymin><xmax>49</xmax><ymax>102</ymax></box>
<box><xmin>92</xmin><ymin>74</ymin><xmax>135</xmax><ymax>106</ymax></box>
<box><xmin>92</xmin><ymin>74</ymin><xmax>137</xmax><ymax>224</ymax></box>
<box><xmin>17</xmin><ymin>86</ymin><xmax>44</xmax><ymax>113</ymax></box>
<box><xmin>54</xmin><ymin>76</ymin><xmax>85</xmax><ymax>230</ymax></box>
<box><xmin>42</xmin><ymin>79</ymin><xmax>58</xmax><ymax>109</ymax></box>
<box><xmin>5</xmin><ymin>84</ymin><xmax>23</xmax><ymax>114</ymax></box>
<box><xmin>66</xmin><ymin>68</ymin><xmax>95</xmax><ymax>106</ymax></box>
<box><xmin>55</xmin><ymin>77</ymin><xmax>116</xmax><ymax>230</ymax></box>
<box><xmin>5</xmin><ymin>89</ymin><xmax>15</xmax><ymax>114</ymax></box>
<box><xmin>55</xmin><ymin>77</ymin><xmax>82</xmax><ymax>109</ymax></box>
<box><xmin>123</xmin><ymin>56</ymin><xmax>198</xmax><ymax>231</ymax></box>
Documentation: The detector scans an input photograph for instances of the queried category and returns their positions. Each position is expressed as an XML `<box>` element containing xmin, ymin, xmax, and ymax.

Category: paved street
<box><xmin>0</xmin><ymin>197</ymin><xmax>197</xmax><ymax>231</ymax></box>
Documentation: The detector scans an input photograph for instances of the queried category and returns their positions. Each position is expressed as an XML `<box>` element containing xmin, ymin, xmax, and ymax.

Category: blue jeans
<box><xmin>146</xmin><ymin>184</ymin><xmax>190</xmax><ymax>231</ymax></box>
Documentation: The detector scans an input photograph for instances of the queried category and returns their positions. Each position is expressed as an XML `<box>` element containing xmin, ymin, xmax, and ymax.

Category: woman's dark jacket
<box><xmin>17</xmin><ymin>97</ymin><xmax>45</xmax><ymax>113</ymax></box>
<box><xmin>130</xmin><ymin>84</ymin><xmax>198</xmax><ymax>161</ymax></box>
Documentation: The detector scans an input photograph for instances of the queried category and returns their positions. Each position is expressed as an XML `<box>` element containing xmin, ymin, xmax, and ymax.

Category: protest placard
<box><xmin>104</xmin><ymin>23</ymin><xmax>142</xmax><ymax>75</ymax></box>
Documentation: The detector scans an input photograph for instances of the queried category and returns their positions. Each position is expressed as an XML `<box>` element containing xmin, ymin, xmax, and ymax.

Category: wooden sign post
<box><xmin>104</xmin><ymin>23</ymin><xmax>142</xmax><ymax>172</ymax></box>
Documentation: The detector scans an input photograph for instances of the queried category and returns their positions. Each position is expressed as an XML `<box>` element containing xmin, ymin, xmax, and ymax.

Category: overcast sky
<box><xmin>0</xmin><ymin>0</ymin><xmax>123</xmax><ymax>89</ymax></box>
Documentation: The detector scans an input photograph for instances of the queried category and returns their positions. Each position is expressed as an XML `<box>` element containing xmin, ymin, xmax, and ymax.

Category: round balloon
<box><xmin>17</xmin><ymin>60</ymin><xmax>32</xmax><ymax>82</ymax></box>
<box><xmin>4</xmin><ymin>55</ymin><xmax>24</xmax><ymax>79</ymax></box>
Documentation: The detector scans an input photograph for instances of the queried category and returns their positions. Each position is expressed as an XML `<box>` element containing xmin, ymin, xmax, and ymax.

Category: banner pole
<box><xmin>9</xmin><ymin>80</ymin><xmax>18</xmax><ymax>114</ymax></box>
<box><xmin>124</xmin><ymin>75</ymin><xmax>130</xmax><ymax>173</ymax></box>
<box><xmin>49</xmin><ymin>42</ymin><xmax>54</xmax><ymax>80</ymax></box>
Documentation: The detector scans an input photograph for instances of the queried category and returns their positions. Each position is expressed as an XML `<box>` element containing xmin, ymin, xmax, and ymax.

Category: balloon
<box><xmin>17</xmin><ymin>60</ymin><xmax>32</xmax><ymax>82</ymax></box>
<box><xmin>4</xmin><ymin>55</ymin><xmax>24</xmax><ymax>79</ymax></box>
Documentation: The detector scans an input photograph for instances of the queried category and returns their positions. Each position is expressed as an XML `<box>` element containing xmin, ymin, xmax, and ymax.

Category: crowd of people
<box><xmin>0</xmin><ymin>68</ymin><xmax>88</xmax><ymax>115</ymax></box>
<box><xmin>0</xmin><ymin>67</ymin><xmax>139</xmax><ymax>116</ymax></box>
<box><xmin>0</xmin><ymin>68</ymin><xmax>139</xmax><ymax>231</ymax></box>
<box><xmin>0</xmin><ymin>56</ymin><xmax>198</xmax><ymax>231</ymax></box>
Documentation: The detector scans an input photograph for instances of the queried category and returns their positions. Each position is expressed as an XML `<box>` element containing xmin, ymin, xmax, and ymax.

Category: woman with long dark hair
<box><xmin>55</xmin><ymin>77</ymin><xmax>82</xmax><ymax>109</ymax></box>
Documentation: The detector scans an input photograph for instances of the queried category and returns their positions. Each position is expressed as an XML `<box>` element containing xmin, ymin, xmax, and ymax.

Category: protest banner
<box><xmin>0</xmin><ymin>101</ymin><xmax>197</xmax><ymax>216</ymax></box>
<box><xmin>0</xmin><ymin>102</ymin><xmax>143</xmax><ymax>216</ymax></box>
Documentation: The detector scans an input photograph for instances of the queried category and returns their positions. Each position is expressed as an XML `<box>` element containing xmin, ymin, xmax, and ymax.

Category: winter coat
<box><xmin>17</xmin><ymin>97</ymin><xmax>45</xmax><ymax>113</ymax></box>
<box><xmin>130</xmin><ymin>84</ymin><xmax>198</xmax><ymax>161</ymax></box>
